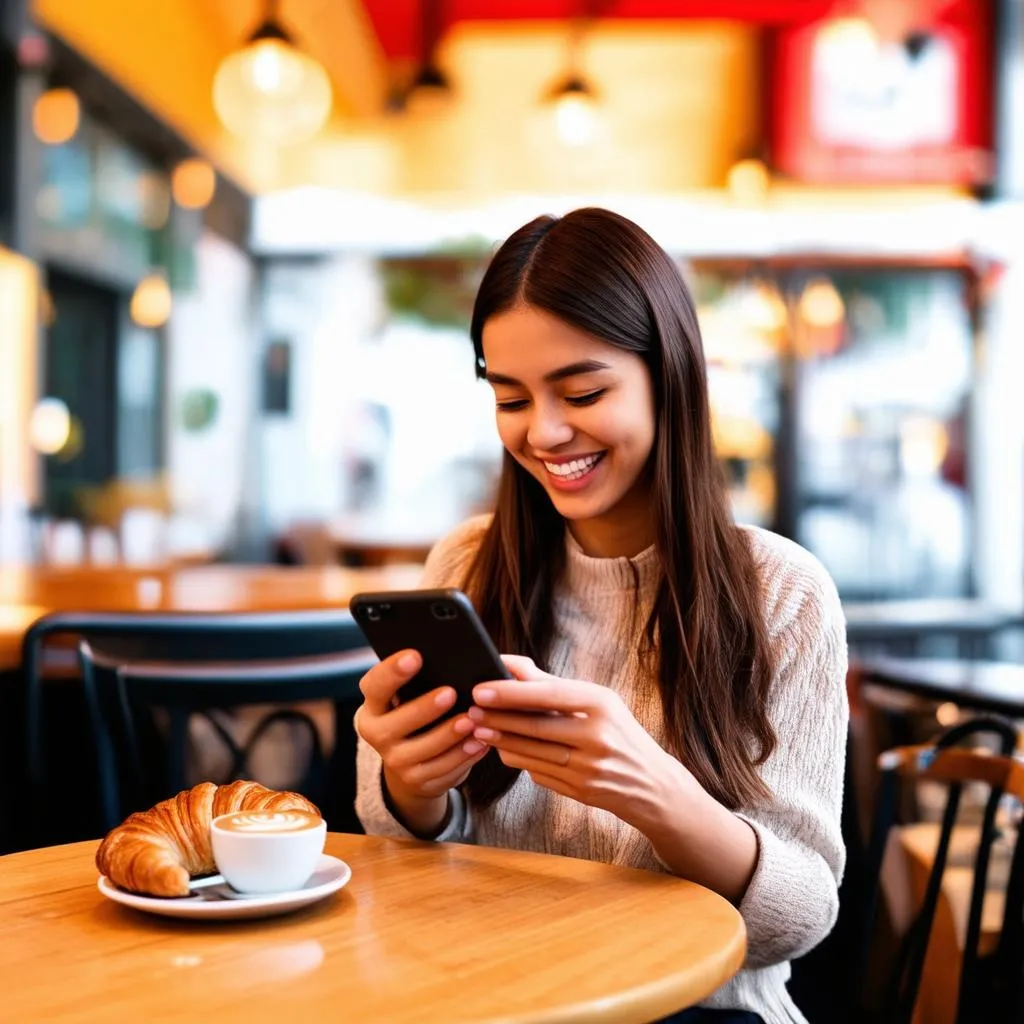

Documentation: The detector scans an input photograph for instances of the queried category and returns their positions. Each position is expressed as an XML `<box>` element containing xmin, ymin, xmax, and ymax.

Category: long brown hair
<box><xmin>462</xmin><ymin>207</ymin><xmax>776</xmax><ymax>811</ymax></box>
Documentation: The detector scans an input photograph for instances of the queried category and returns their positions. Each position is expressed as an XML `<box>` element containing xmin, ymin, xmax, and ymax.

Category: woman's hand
<box><xmin>468</xmin><ymin>656</ymin><xmax>685</xmax><ymax>832</ymax></box>
<box><xmin>355</xmin><ymin>650</ymin><xmax>488</xmax><ymax>836</ymax></box>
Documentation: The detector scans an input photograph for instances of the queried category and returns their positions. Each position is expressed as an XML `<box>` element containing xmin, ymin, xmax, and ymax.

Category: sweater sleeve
<box><xmin>732</xmin><ymin>544</ymin><xmax>849</xmax><ymax>969</ymax></box>
<box><xmin>354</xmin><ymin>515</ymin><xmax>492</xmax><ymax>842</ymax></box>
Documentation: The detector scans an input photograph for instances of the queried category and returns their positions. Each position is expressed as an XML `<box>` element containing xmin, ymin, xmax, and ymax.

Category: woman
<box><xmin>355</xmin><ymin>208</ymin><xmax>848</xmax><ymax>1024</ymax></box>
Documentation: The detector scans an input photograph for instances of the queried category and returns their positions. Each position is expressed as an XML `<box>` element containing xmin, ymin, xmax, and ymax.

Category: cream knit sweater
<box><xmin>356</xmin><ymin>515</ymin><xmax>849</xmax><ymax>1024</ymax></box>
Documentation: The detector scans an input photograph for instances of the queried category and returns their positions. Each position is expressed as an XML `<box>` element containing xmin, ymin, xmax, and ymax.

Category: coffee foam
<box><xmin>215</xmin><ymin>810</ymin><xmax>322</xmax><ymax>834</ymax></box>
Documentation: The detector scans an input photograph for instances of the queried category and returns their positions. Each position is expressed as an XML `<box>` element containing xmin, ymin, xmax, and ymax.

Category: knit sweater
<box><xmin>356</xmin><ymin>515</ymin><xmax>849</xmax><ymax>1024</ymax></box>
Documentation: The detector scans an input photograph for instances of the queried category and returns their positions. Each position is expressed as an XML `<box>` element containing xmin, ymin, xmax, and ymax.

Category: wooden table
<box><xmin>0</xmin><ymin>834</ymin><xmax>746</xmax><ymax>1023</ymax></box>
<box><xmin>857</xmin><ymin>657</ymin><xmax>1024</xmax><ymax>719</ymax></box>
<box><xmin>0</xmin><ymin>563</ymin><xmax>424</xmax><ymax>673</ymax></box>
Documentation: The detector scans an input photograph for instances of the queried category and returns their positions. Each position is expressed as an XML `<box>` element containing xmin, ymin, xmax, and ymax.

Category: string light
<box><xmin>130</xmin><ymin>274</ymin><xmax>172</xmax><ymax>329</ymax></box>
<box><xmin>32</xmin><ymin>88</ymin><xmax>80</xmax><ymax>145</ymax></box>
<box><xmin>172</xmin><ymin>159</ymin><xmax>217</xmax><ymax>210</ymax></box>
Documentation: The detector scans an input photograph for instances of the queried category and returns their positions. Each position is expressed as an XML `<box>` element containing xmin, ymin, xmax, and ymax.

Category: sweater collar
<box><xmin>564</xmin><ymin>528</ymin><xmax>661</xmax><ymax>594</ymax></box>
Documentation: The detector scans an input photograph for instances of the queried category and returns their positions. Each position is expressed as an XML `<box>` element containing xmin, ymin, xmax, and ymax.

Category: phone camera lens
<box><xmin>431</xmin><ymin>602</ymin><xmax>457</xmax><ymax>621</ymax></box>
<box><xmin>366</xmin><ymin>606</ymin><xmax>380</xmax><ymax>622</ymax></box>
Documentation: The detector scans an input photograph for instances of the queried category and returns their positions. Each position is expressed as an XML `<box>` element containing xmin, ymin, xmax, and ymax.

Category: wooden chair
<box><xmin>859</xmin><ymin>716</ymin><xmax>1024</xmax><ymax>1023</ymax></box>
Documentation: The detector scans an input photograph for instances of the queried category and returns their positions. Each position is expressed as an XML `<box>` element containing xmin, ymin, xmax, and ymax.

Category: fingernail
<box><xmin>474</xmin><ymin>688</ymin><xmax>496</xmax><ymax>704</ymax></box>
<box><xmin>435</xmin><ymin>688</ymin><xmax>455</xmax><ymax>707</ymax></box>
<box><xmin>453</xmin><ymin>716</ymin><xmax>473</xmax><ymax>734</ymax></box>
<box><xmin>463</xmin><ymin>740</ymin><xmax>484</xmax><ymax>755</ymax></box>
<box><xmin>473</xmin><ymin>727</ymin><xmax>498</xmax><ymax>741</ymax></box>
<box><xmin>398</xmin><ymin>653</ymin><xmax>420</xmax><ymax>673</ymax></box>
<box><xmin>467</xmin><ymin>706</ymin><xmax>485</xmax><ymax>721</ymax></box>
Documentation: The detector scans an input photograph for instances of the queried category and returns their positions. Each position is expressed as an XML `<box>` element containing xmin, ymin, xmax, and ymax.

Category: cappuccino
<box><xmin>211</xmin><ymin>809</ymin><xmax>327</xmax><ymax>894</ymax></box>
<box><xmin>215</xmin><ymin>810</ymin><xmax>322</xmax><ymax>835</ymax></box>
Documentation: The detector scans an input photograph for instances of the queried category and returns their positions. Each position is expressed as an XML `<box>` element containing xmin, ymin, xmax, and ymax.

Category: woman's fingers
<box><xmin>392</xmin><ymin>739</ymin><xmax>490</xmax><ymax>795</ymax></box>
<box><xmin>468</xmin><ymin>708</ymin><xmax>589</xmax><ymax>744</ymax></box>
<box><xmin>359</xmin><ymin>650</ymin><xmax>423</xmax><ymax>714</ymax></box>
<box><xmin>476</xmin><ymin>730</ymin><xmax>575</xmax><ymax>769</ymax></box>
<box><xmin>386</xmin><ymin>713</ymin><xmax>476</xmax><ymax>770</ymax></box>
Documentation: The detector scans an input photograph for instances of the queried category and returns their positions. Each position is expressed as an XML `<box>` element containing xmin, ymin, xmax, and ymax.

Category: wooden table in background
<box><xmin>0</xmin><ymin>833</ymin><xmax>746</xmax><ymax>1023</ymax></box>
<box><xmin>857</xmin><ymin>657</ymin><xmax>1024</xmax><ymax>719</ymax></box>
<box><xmin>0</xmin><ymin>563</ymin><xmax>424</xmax><ymax>673</ymax></box>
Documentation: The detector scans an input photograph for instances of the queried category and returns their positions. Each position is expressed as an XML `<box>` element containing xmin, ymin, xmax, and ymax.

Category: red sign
<box><xmin>770</xmin><ymin>1</ymin><xmax>994</xmax><ymax>186</ymax></box>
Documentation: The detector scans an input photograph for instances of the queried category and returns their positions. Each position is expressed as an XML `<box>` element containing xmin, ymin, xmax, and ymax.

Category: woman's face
<box><xmin>482</xmin><ymin>304</ymin><xmax>657</xmax><ymax>556</ymax></box>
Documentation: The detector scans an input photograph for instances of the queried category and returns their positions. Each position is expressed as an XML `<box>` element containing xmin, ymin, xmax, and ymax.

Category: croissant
<box><xmin>95</xmin><ymin>780</ymin><xmax>320</xmax><ymax>898</ymax></box>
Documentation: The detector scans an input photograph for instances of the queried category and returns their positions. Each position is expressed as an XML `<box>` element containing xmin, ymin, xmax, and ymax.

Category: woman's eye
<box><xmin>565</xmin><ymin>390</ymin><xmax>605</xmax><ymax>407</ymax></box>
<box><xmin>496</xmin><ymin>399</ymin><xmax>529</xmax><ymax>412</ymax></box>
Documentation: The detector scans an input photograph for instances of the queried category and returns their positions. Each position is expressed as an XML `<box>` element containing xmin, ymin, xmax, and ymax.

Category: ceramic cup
<box><xmin>210</xmin><ymin>809</ymin><xmax>326</xmax><ymax>894</ymax></box>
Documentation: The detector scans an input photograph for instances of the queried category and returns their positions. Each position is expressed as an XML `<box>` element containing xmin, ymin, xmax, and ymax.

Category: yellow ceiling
<box><xmin>32</xmin><ymin>1</ymin><xmax>759</xmax><ymax>198</ymax></box>
<box><xmin>31</xmin><ymin>0</ymin><xmax>389</xmax><ymax>191</ymax></box>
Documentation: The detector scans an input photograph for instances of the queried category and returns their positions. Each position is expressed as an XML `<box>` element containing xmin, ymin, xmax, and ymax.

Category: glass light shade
<box><xmin>130</xmin><ymin>274</ymin><xmax>172</xmax><ymax>329</ymax></box>
<box><xmin>213</xmin><ymin>37</ymin><xmax>331</xmax><ymax>145</ymax></box>
<box><xmin>172</xmin><ymin>159</ymin><xmax>216</xmax><ymax>210</ymax></box>
<box><xmin>740</xmin><ymin>281</ymin><xmax>788</xmax><ymax>335</ymax></box>
<box><xmin>29</xmin><ymin>397</ymin><xmax>71</xmax><ymax>455</ymax></box>
<box><xmin>32</xmin><ymin>88</ymin><xmax>80</xmax><ymax>145</ymax></box>
<box><xmin>404</xmin><ymin>64</ymin><xmax>454</xmax><ymax>118</ymax></box>
<box><xmin>545</xmin><ymin>74</ymin><xmax>599</xmax><ymax>148</ymax></box>
<box><xmin>798</xmin><ymin>278</ymin><xmax>845</xmax><ymax>328</ymax></box>
<box><xmin>727</xmin><ymin>159</ymin><xmax>771</xmax><ymax>205</ymax></box>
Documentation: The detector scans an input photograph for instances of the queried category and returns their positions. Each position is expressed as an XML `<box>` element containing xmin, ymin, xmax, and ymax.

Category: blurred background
<box><xmin>3</xmin><ymin>8</ymin><xmax>1024</xmax><ymax>1017</ymax></box>
<box><xmin>1</xmin><ymin>0</ymin><xmax>1023</xmax><ymax>605</ymax></box>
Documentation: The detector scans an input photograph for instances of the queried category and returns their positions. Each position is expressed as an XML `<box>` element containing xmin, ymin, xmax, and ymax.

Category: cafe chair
<box><xmin>22</xmin><ymin>610</ymin><xmax>373</xmax><ymax>846</ymax></box>
<box><xmin>858</xmin><ymin>715</ymin><xmax>1024</xmax><ymax>1024</ymax></box>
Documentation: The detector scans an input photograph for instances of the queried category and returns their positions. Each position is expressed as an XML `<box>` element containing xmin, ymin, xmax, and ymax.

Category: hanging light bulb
<box><xmin>403</xmin><ymin>0</ymin><xmax>453</xmax><ymax>117</ymax></box>
<box><xmin>130</xmin><ymin>273</ymin><xmax>172</xmax><ymax>329</ymax></box>
<box><xmin>29</xmin><ymin>397</ymin><xmax>71</xmax><ymax>455</ymax></box>
<box><xmin>213</xmin><ymin>0</ymin><xmax>332</xmax><ymax>145</ymax></box>
<box><xmin>32</xmin><ymin>88</ymin><xmax>80</xmax><ymax>145</ymax></box>
<box><xmin>542</xmin><ymin>11</ymin><xmax>601</xmax><ymax>149</ymax></box>
<box><xmin>404</xmin><ymin>63</ymin><xmax>454</xmax><ymax>118</ymax></box>
<box><xmin>727</xmin><ymin>158</ymin><xmax>771</xmax><ymax>205</ymax></box>
<box><xmin>798</xmin><ymin>278</ymin><xmax>845</xmax><ymax>328</ymax></box>
<box><xmin>549</xmin><ymin>76</ymin><xmax>599</xmax><ymax>148</ymax></box>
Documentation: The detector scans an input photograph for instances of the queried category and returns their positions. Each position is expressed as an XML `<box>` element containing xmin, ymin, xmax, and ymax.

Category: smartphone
<box><xmin>349</xmin><ymin>588</ymin><xmax>511</xmax><ymax>721</ymax></box>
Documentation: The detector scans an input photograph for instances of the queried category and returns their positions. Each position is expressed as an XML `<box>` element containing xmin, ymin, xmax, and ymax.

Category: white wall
<box><xmin>0</xmin><ymin>248</ymin><xmax>39</xmax><ymax>563</ymax></box>
<box><xmin>973</xmin><ymin>204</ymin><xmax>1024</xmax><ymax>611</ymax></box>
<box><xmin>166</xmin><ymin>231</ymin><xmax>255</xmax><ymax>554</ymax></box>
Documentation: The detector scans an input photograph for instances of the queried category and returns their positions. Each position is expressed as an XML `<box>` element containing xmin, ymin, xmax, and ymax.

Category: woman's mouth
<box><xmin>541</xmin><ymin>452</ymin><xmax>607</xmax><ymax>491</ymax></box>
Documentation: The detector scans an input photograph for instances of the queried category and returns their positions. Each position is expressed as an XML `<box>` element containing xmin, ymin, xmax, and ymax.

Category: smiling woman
<box><xmin>354</xmin><ymin>208</ymin><xmax>849</xmax><ymax>1024</ymax></box>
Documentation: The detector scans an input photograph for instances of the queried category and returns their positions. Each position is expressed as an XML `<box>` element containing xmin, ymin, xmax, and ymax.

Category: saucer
<box><xmin>97</xmin><ymin>854</ymin><xmax>351</xmax><ymax>921</ymax></box>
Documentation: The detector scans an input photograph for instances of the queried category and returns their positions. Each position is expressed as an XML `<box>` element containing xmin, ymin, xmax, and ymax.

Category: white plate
<box><xmin>97</xmin><ymin>854</ymin><xmax>351</xmax><ymax>921</ymax></box>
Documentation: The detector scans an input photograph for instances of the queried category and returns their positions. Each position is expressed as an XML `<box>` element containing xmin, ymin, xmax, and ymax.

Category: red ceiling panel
<box><xmin>362</xmin><ymin>1</ymin><xmax>844</xmax><ymax>61</ymax></box>
<box><xmin>362</xmin><ymin>1</ymin><xmax>983</xmax><ymax>61</ymax></box>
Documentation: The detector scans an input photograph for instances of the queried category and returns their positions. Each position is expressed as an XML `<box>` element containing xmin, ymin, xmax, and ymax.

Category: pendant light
<box><xmin>543</xmin><ymin>10</ymin><xmax>600</xmax><ymax>148</ymax></box>
<box><xmin>404</xmin><ymin>0</ymin><xmax>453</xmax><ymax>117</ymax></box>
<box><xmin>213</xmin><ymin>0</ymin><xmax>332</xmax><ymax>145</ymax></box>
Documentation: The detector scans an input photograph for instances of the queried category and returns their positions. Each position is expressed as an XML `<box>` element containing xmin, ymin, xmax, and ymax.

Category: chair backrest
<box><xmin>860</xmin><ymin>715</ymin><xmax>1024</xmax><ymax>1024</ymax></box>
<box><xmin>22</xmin><ymin>609</ymin><xmax>373</xmax><ymax>842</ymax></box>
<box><xmin>78</xmin><ymin>637</ymin><xmax>376</xmax><ymax>834</ymax></box>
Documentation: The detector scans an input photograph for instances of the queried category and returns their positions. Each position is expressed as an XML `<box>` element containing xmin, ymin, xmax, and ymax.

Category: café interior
<box><xmin>1</xmin><ymin>0</ymin><xmax>1024</xmax><ymax>1021</ymax></box>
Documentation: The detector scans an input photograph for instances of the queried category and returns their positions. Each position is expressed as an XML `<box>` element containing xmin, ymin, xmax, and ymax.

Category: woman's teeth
<box><xmin>543</xmin><ymin>453</ymin><xmax>604</xmax><ymax>480</ymax></box>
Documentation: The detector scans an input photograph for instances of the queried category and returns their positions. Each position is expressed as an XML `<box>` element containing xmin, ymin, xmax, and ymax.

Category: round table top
<box><xmin>0</xmin><ymin>563</ymin><xmax>423</xmax><ymax>672</ymax></box>
<box><xmin>1</xmin><ymin>833</ymin><xmax>746</xmax><ymax>1024</ymax></box>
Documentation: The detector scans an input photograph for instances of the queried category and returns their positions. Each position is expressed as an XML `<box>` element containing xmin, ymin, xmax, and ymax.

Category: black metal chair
<box><xmin>858</xmin><ymin>715</ymin><xmax>1024</xmax><ymax>1023</ymax></box>
<box><xmin>22</xmin><ymin>610</ymin><xmax>374</xmax><ymax>845</ymax></box>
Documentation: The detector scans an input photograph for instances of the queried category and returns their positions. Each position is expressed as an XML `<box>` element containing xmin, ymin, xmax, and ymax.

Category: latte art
<box><xmin>215</xmin><ymin>810</ymin><xmax>322</xmax><ymax>834</ymax></box>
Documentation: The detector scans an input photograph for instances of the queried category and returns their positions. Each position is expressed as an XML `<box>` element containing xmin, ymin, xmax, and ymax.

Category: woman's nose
<box><xmin>526</xmin><ymin>403</ymin><xmax>573</xmax><ymax>451</ymax></box>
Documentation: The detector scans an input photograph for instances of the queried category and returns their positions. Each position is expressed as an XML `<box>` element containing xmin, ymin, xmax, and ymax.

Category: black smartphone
<box><xmin>349</xmin><ymin>588</ymin><xmax>511</xmax><ymax>721</ymax></box>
